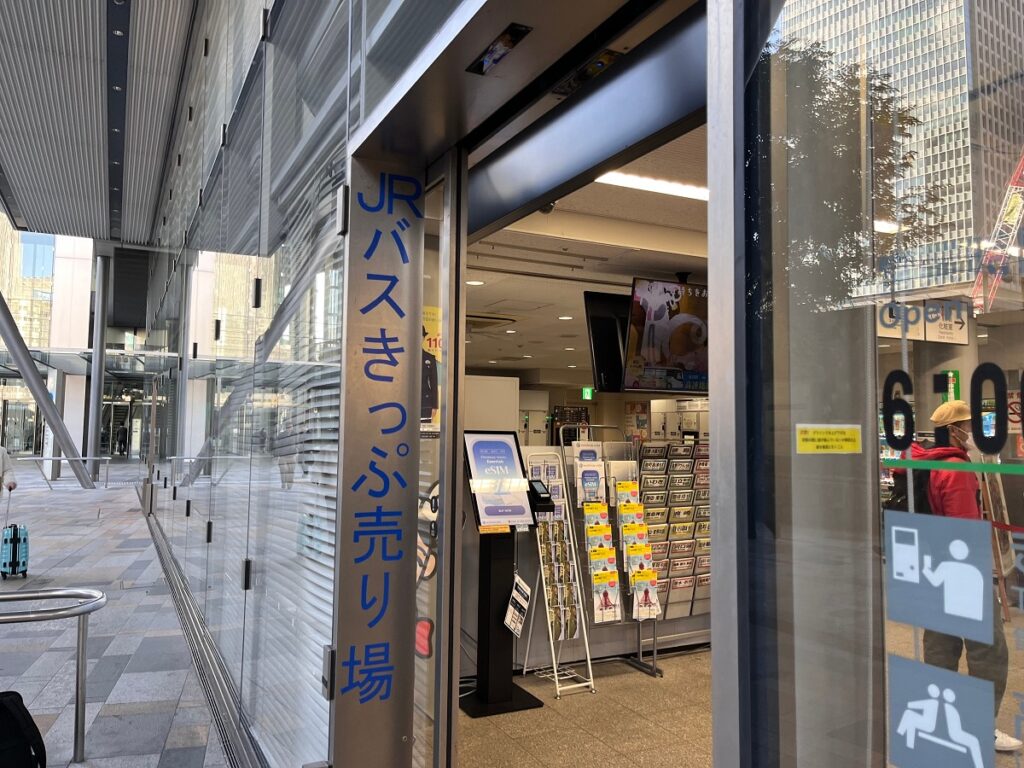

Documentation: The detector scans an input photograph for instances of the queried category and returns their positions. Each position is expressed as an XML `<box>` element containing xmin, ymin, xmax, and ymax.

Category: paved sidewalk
<box><xmin>0</xmin><ymin>486</ymin><xmax>227</xmax><ymax>767</ymax></box>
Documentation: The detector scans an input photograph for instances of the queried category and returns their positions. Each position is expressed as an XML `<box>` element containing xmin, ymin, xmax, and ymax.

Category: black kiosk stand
<box><xmin>459</xmin><ymin>470</ymin><xmax>551</xmax><ymax>717</ymax></box>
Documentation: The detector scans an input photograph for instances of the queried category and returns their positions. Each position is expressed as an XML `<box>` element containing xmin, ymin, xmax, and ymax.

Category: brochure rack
<box><xmin>558</xmin><ymin>423</ymin><xmax>662</xmax><ymax>678</ymax></box>
<box><xmin>521</xmin><ymin>450</ymin><xmax>596</xmax><ymax>698</ymax></box>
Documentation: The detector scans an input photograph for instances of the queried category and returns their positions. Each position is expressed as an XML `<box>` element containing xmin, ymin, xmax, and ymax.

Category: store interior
<box><xmin>453</xmin><ymin>124</ymin><xmax>714</xmax><ymax>768</ymax></box>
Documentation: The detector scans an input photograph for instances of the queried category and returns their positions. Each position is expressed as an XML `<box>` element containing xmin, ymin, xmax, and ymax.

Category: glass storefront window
<box><xmin>741</xmin><ymin>1</ymin><xmax>1024</xmax><ymax>764</ymax></box>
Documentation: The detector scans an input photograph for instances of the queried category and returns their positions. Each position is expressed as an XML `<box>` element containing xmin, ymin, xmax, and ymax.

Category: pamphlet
<box><xmin>630</xmin><ymin>569</ymin><xmax>661</xmax><ymax>620</ymax></box>
<box><xmin>625</xmin><ymin>542</ymin><xmax>654</xmax><ymax>575</ymax></box>
<box><xmin>504</xmin><ymin>573</ymin><xmax>532</xmax><ymax>637</ymax></box>
<box><xmin>576</xmin><ymin>461</ymin><xmax>607</xmax><ymax>505</ymax></box>
<box><xmin>591</xmin><ymin>569</ymin><xmax>622</xmax><ymax>623</ymax></box>
<box><xmin>621</xmin><ymin>521</ymin><xmax>649</xmax><ymax>548</ymax></box>
<box><xmin>615</xmin><ymin>480</ymin><xmax>640</xmax><ymax>506</ymax></box>
<box><xmin>618</xmin><ymin>502</ymin><xmax>645</xmax><ymax>527</ymax></box>
<box><xmin>584</xmin><ymin>502</ymin><xmax>610</xmax><ymax>528</ymax></box>
<box><xmin>572</xmin><ymin>440</ymin><xmax>604</xmax><ymax>463</ymax></box>
<box><xmin>586</xmin><ymin>523</ymin><xmax>614</xmax><ymax>550</ymax></box>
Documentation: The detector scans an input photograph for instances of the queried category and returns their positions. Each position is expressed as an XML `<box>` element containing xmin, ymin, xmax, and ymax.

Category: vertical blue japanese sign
<box><xmin>334</xmin><ymin>159</ymin><xmax>423</xmax><ymax>767</ymax></box>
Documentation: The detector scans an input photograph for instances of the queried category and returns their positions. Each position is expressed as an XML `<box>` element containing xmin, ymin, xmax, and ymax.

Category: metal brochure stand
<box><xmin>521</xmin><ymin>450</ymin><xmax>596</xmax><ymax>698</ymax></box>
<box><xmin>559</xmin><ymin>423</ymin><xmax>662</xmax><ymax>678</ymax></box>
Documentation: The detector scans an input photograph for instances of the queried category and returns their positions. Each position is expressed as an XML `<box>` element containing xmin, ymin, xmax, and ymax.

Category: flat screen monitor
<box><xmin>622</xmin><ymin>279</ymin><xmax>708</xmax><ymax>393</ymax></box>
<box><xmin>583</xmin><ymin>291</ymin><xmax>631</xmax><ymax>392</ymax></box>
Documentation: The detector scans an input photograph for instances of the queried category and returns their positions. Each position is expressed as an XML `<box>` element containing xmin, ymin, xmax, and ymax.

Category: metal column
<box><xmin>176</xmin><ymin>257</ymin><xmax>194</xmax><ymax>456</ymax></box>
<box><xmin>87</xmin><ymin>252</ymin><xmax>109</xmax><ymax>479</ymax></box>
<box><xmin>0</xmin><ymin>291</ymin><xmax>94</xmax><ymax>488</ymax></box>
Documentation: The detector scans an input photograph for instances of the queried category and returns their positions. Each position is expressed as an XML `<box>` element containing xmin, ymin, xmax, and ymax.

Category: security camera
<box><xmin>539</xmin><ymin>201</ymin><xmax>556</xmax><ymax>215</ymax></box>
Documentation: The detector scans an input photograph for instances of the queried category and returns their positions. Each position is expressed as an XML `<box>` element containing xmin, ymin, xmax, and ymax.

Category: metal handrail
<box><xmin>0</xmin><ymin>588</ymin><xmax>107</xmax><ymax>762</ymax></box>
<box><xmin>18</xmin><ymin>456</ymin><xmax>113</xmax><ymax>490</ymax></box>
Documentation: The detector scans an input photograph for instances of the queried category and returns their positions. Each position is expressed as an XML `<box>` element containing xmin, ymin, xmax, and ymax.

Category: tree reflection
<box><xmin>747</xmin><ymin>40</ymin><xmax>943</xmax><ymax>314</ymax></box>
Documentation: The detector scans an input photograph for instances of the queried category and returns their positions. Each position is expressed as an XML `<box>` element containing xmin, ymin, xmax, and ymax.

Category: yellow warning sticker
<box><xmin>795</xmin><ymin>424</ymin><xmax>863</xmax><ymax>455</ymax></box>
<box><xmin>479</xmin><ymin>524</ymin><xmax>512</xmax><ymax>535</ymax></box>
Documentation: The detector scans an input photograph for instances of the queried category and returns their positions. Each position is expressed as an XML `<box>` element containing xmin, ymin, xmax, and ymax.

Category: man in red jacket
<box><xmin>918</xmin><ymin>400</ymin><xmax>1020</xmax><ymax>752</ymax></box>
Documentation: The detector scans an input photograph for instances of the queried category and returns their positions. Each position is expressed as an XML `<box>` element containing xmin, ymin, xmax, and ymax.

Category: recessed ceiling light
<box><xmin>596</xmin><ymin>171</ymin><xmax>709</xmax><ymax>201</ymax></box>
<box><xmin>111</xmin><ymin>128</ymin><xmax>120</xmax><ymax>133</ymax></box>
<box><xmin>522</xmin><ymin>355</ymin><xmax>532</xmax><ymax>358</ymax></box>
<box><xmin>564</xmin><ymin>347</ymin><xmax>575</xmax><ymax>351</ymax></box>
<box><xmin>466</xmin><ymin>280</ymin><xmax>485</xmax><ymax>286</ymax></box>
<box><xmin>567</xmin><ymin>365</ymin><xmax>577</xmax><ymax>368</ymax></box>
<box><xmin>558</xmin><ymin>316</ymin><xmax>573</xmax><ymax>321</ymax></box>
<box><xmin>113</xmin><ymin>29</ymin><xmax>125</xmax><ymax>37</ymax></box>
<box><xmin>505</xmin><ymin>329</ymin><xmax>516</xmax><ymax>334</ymax></box>
<box><xmin>112</xmin><ymin>85</ymin><xmax>123</xmax><ymax>92</ymax></box>
<box><xmin>488</xmin><ymin>360</ymin><xmax>498</xmax><ymax>364</ymax></box>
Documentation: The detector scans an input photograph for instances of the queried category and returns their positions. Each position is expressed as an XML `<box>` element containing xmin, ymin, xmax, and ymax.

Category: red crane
<box><xmin>970</xmin><ymin>151</ymin><xmax>1024</xmax><ymax>312</ymax></box>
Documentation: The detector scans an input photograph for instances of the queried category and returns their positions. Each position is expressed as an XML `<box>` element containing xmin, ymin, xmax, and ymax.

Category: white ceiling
<box><xmin>466</xmin><ymin>125</ymin><xmax>708</xmax><ymax>376</ymax></box>
<box><xmin>0</xmin><ymin>0</ymin><xmax>192</xmax><ymax>242</ymax></box>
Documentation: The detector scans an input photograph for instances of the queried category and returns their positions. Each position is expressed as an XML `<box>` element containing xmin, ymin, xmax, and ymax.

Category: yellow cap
<box><xmin>930</xmin><ymin>400</ymin><xmax>971</xmax><ymax>427</ymax></box>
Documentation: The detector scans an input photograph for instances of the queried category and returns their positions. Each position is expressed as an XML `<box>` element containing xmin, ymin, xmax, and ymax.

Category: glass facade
<box><xmin>142</xmin><ymin>2</ymin><xmax>467</xmax><ymax>766</ymax></box>
<box><xmin>737</xmin><ymin>0</ymin><xmax>1024</xmax><ymax>764</ymax></box>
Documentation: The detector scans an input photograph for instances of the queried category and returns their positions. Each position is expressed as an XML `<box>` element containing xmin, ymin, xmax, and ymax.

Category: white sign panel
<box><xmin>923</xmin><ymin>299</ymin><xmax>969</xmax><ymax>345</ymax></box>
<box><xmin>877</xmin><ymin>302</ymin><xmax>925</xmax><ymax>341</ymax></box>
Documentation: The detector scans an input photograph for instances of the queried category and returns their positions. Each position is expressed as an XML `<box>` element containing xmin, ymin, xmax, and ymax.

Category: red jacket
<box><xmin>909</xmin><ymin>442</ymin><xmax>980</xmax><ymax>520</ymax></box>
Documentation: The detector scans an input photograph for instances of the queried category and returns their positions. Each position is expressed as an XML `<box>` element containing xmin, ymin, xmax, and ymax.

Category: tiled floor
<box><xmin>458</xmin><ymin>650</ymin><xmax>713</xmax><ymax>768</ymax></box>
<box><xmin>0</xmin><ymin>485</ymin><xmax>227</xmax><ymax>768</ymax></box>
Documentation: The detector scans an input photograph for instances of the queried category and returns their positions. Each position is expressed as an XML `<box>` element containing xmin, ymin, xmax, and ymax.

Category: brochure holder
<box><xmin>559</xmin><ymin>423</ymin><xmax>663</xmax><ymax>679</ymax></box>
<box><xmin>520</xmin><ymin>450</ymin><xmax>597</xmax><ymax>698</ymax></box>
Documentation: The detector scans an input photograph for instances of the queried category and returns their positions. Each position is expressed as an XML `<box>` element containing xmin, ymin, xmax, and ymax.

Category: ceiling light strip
<box><xmin>595</xmin><ymin>171</ymin><xmax>709</xmax><ymax>201</ymax></box>
<box><xmin>106</xmin><ymin>0</ymin><xmax>132</xmax><ymax>241</ymax></box>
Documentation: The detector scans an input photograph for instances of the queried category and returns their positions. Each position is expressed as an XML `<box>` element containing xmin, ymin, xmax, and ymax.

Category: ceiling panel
<box><xmin>0</xmin><ymin>0</ymin><xmax>108</xmax><ymax>238</ymax></box>
<box><xmin>122</xmin><ymin>0</ymin><xmax>193</xmax><ymax>244</ymax></box>
<box><xmin>466</xmin><ymin>125</ymin><xmax>707</xmax><ymax>374</ymax></box>
<box><xmin>0</xmin><ymin>0</ymin><xmax>192</xmax><ymax>243</ymax></box>
<box><xmin>554</xmin><ymin>126</ymin><xmax>708</xmax><ymax>231</ymax></box>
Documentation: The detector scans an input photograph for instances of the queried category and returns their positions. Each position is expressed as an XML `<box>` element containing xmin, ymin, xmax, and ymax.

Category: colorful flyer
<box><xmin>618</xmin><ymin>502</ymin><xmax>645</xmax><ymax>526</ymax></box>
<box><xmin>626</xmin><ymin>542</ymin><xmax>654</xmax><ymax>574</ymax></box>
<box><xmin>630</xmin><ymin>569</ymin><xmax>661</xmax><ymax>620</ymax></box>
<box><xmin>591</xmin><ymin>569</ymin><xmax>622</xmax><ymax>623</ymax></box>
<box><xmin>621</xmin><ymin>521</ymin><xmax>649</xmax><ymax>548</ymax></box>
<box><xmin>586</xmin><ymin>523</ymin><xmax>614</xmax><ymax>550</ymax></box>
<box><xmin>616</xmin><ymin>479</ymin><xmax>640</xmax><ymax>506</ymax></box>
<box><xmin>584</xmin><ymin>502</ymin><xmax>610</xmax><ymax>527</ymax></box>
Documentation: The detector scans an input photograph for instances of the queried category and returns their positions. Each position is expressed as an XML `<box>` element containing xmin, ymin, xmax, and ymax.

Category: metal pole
<box><xmin>73</xmin><ymin>612</ymin><xmax>88</xmax><ymax>763</ymax></box>
<box><xmin>87</xmin><ymin>253</ymin><xmax>109</xmax><ymax>480</ymax></box>
<box><xmin>176</xmin><ymin>258</ymin><xmax>193</xmax><ymax>457</ymax></box>
<box><xmin>0</xmin><ymin>290</ymin><xmax>94</xmax><ymax>488</ymax></box>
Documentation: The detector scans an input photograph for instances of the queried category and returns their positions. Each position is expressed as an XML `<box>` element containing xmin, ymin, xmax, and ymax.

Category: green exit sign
<box><xmin>581</xmin><ymin>387</ymin><xmax>594</xmax><ymax>401</ymax></box>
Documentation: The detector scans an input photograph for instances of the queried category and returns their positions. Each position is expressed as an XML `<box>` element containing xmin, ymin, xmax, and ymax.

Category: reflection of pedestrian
<box><xmin>921</xmin><ymin>401</ymin><xmax>1020</xmax><ymax>753</ymax></box>
<box><xmin>0</xmin><ymin>444</ymin><xmax>17</xmax><ymax>493</ymax></box>
<box><xmin>116</xmin><ymin>424</ymin><xmax>128</xmax><ymax>456</ymax></box>
<box><xmin>273</xmin><ymin>426</ymin><xmax>298</xmax><ymax>489</ymax></box>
